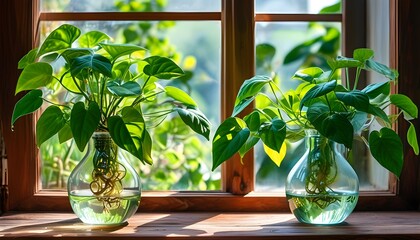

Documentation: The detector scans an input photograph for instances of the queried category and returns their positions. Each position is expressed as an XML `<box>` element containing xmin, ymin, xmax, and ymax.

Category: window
<box><xmin>1</xmin><ymin>0</ymin><xmax>419</xmax><ymax>212</ymax></box>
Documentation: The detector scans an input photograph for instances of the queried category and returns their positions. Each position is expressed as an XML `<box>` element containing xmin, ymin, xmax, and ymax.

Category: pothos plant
<box><xmin>12</xmin><ymin>24</ymin><xmax>211</xmax><ymax>202</ymax></box>
<box><xmin>212</xmin><ymin>48</ymin><xmax>419</xmax><ymax>182</ymax></box>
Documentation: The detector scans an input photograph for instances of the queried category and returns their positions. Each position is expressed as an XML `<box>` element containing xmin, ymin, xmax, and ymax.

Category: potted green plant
<box><xmin>12</xmin><ymin>24</ymin><xmax>210</xmax><ymax>225</ymax></box>
<box><xmin>212</xmin><ymin>48</ymin><xmax>419</xmax><ymax>224</ymax></box>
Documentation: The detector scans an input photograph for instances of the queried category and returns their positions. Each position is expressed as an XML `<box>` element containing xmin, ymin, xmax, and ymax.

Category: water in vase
<box><xmin>69</xmin><ymin>189</ymin><xmax>141</xmax><ymax>225</ymax></box>
<box><xmin>286</xmin><ymin>191</ymin><xmax>358</xmax><ymax>224</ymax></box>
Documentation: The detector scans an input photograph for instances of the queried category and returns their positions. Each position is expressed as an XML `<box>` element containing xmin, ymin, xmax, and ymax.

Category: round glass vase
<box><xmin>285</xmin><ymin>130</ymin><xmax>359</xmax><ymax>225</ymax></box>
<box><xmin>67</xmin><ymin>132</ymin><xmax>141</xmax><ymax>225</ymax></box>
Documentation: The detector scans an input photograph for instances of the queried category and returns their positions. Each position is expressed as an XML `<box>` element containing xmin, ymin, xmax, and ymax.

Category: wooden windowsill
<box><xmin>1</xmin><ymin>211</ymin><xmax>420</xmax><ymax>239</ymax></box>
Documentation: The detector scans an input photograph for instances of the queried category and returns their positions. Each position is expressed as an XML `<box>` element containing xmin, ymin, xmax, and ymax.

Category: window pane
<box><xmin>40</xmin><ymin>0</ymin><xmax>221</xmax><ymax>12</ymax></box>
<box><xmin>39</xmin><ymin>20</ymin><xmax>221</xmax><ymax>191</ymax></box>
<box><xmin>256</xmin><ymin>0</ymin><xmax>341</xmax><ymax>14</ymax></box>
<box><xmin>255</xmin><ymin>19</ymin><xmax>391</xmax><ymax>192</ymax></box>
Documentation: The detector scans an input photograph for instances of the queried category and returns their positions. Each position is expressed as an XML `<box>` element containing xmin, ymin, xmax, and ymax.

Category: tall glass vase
<box><xmin>68</xmin><ymin>132</ymin><xmax>141</xmax><ymax>225</ymax></box>
<box><xmin>285</xmin><ymin>130</ymin><xmax>359</xmax><ymax>224</ymax></box>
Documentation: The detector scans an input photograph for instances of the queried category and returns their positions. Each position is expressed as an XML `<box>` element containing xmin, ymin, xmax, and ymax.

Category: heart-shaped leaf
<box><xmin>361</xmin><ymin>82</ymin><xmax>390</xmax><ymax>100</ymax></box>
<box><xmin>143</xmin><ymin>56</ymin><xmax>184</xmax><ymax>79</ymax></box>
<box><xmin>108</xmin><ymin>111</ymin><xmax>151</xmax><ymax>164</ymax></box>
<box><xmin>390</xmin><ymin>94</ymin><xmax>418</xmax><ymax>120</ymax></box>
<box><xmin>259</xmin><ymin>118</ymin><xmax>286</xmax><ymax>152</ymax></box>
<box><xmin>12</xmin><ymin>89</ymin><xmax>43</xmax><ymax>126</ymax></box>
<box><xmin>408</xmin><ymin>123</ymin><xmax>419</xmax><ymax>155</ymax></box>
<box><xmin>18</xmin><ymin>48</ymin><xmax>38</xmax><ymax>69</ymax></box>
<box><xmin>37</xmin><ymin>24</ymin><xmax>81</xmax><ymax>58</ymax></box>
<box><xmin>239</xmin><ymin>135</ymin><xmax>260</xmax><ymax>159</ymax></box>
<box><xmin>60</xmin><ymin>48</ymin><xmax>94</xmax><ymax>65</ymax></box>
<box><xmin>70</xmin><ymin>54</ymin><xmax>112</xmax><ymax>78</ymax></box>
<box><xmin>212</xmin><ymin>117</ymin><xmax>250</xmax><ymax>170</ymax></box>
<box><xmin>236</xmin><ymin>75</ymin><xmax>271</xmax><ymax>103</ymax></box>
<box><xmin>293</xmin><ymin>67</ymin><xmax>324</xmax><ymax>83</ymax></box>
<box><xmin>99</xmin><ymin>43</ymin><xmax>146</xmax><ymax>61</ymax></box>
<box><xmin>327</xmin><ymin>56</ymin><xmax>362</xmax><ymax>70</ymax></box>
<box><xmin>70</xmin><ymin>102</ymin><xmax>101</xmax><ymax>151</ymax></box>
<box><xmin>300</xmin><ymin>80</ymin><xmax>337</xmax><ymax>109</ymax></box>
<box><xmin>335</xmin><ymin>90</ymin><xmax>370</xmax><ymax>112</ymax></box>
<box><xmin>78</xmin><ymin>31</ymin><xmax>110</xmax><ymax>48</ymax></box>
<box><xmin>165</xmin><ymin>86</ymin><xmax>197</xmax><ymax>107</ymax></box>
<box><xmin>107</xmin><ymin>80</ymin><xmax>141</xmax><ymax>97</ymax></box>
<box><xmin>369</xmin><ymin>128</ymin><xmax>403</xmax><ymax>177</ymax></box>
<box><xmin>307</xmin><ymin>103</ymin><xmax>353</xmax><ymax>148</ymax></box>
<box><xmin>176</xmin><ymin>107</ymin><xmax>211</xmax><ymax>140</ymax></box>
<box><xmin>15</xmin><ymin>62</ymin><xmax>53</xmax><ymax>94</ymax></box>
<box><xmin>58</xmin><ymin>123</ymin><xmax>73</xmax><ymax>143</ymax></box>
<box><xmin>353</xmin><ymin>48</ymin><xmax>374</xmax><ymax>62</ymax></box>
<box><xmin>366</xmin><ymin>59</ymin><xmax>398</xmax><ymax>80</ymax></box>
<box><xmin>263</xmin><ymin>142</ymin><xmax>287</xmax><ymax>167</ymax></box>
<box><xmin>36</xmin><ymin>106</ymin><xmax>66</xmax><ymax>147</ymax></box>
<box><xmin>232</xmin><ymin>97</ymin><xmax>255</xmax><ymax>117</ymax></box>
<box><xmin>256</xmin><ymin>43</ymin><xmax>276</xmax><ymax>70</ymax></box>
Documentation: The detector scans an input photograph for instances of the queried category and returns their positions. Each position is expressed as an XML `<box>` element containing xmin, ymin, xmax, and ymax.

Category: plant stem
<box><xmin>72</xmin><ymin>76</ymin><xmax>90</xmax><ymax>102</ymax></box>
<box><xmin>269</xmin><ymin>81</ymin><xmax>284</xmax><ymax>120</ymax></box>
<box><xmin>353</xmin><ymin>67</ymin><xmax>362</xmax><ymax>90</ymax></box>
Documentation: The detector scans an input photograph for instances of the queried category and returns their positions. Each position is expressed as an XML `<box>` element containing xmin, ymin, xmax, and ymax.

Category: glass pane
<box><xmin>39</xmin><ymin>20</ymin><xmax>221</xmax><ymax>191</ymax></box>
<box><xmin>41</xmin><ymin>0</ymin><xmax>221</xmax><ymax>12</ymax></box>
<box><xmin>256</xmin><ymin>0</ymin><xmax>341</xmax><ymax>14</ymax></box>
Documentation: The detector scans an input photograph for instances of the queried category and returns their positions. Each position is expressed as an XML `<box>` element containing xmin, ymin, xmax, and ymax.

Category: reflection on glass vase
<box><xmin>285</xmin><ymin>130</ymin><xmax>359</xmax><ymax>225</ymax></box>
<box><xmin>67</xmin><ymin>132</ymin><xmax>141</xmax><ymax>225</ymax></box>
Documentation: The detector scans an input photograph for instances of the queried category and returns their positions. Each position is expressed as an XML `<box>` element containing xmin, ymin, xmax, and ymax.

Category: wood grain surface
<box><xmin>1</xmin><ymin>212</ymin><xmax>420</xmax><ymax>239</ymax></box>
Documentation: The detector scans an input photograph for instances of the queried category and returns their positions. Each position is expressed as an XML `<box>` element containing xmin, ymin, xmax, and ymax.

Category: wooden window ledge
<box><xmin>1</xmin><ymin>211</ymin><xmax>420</xmax><ymax>239</ymax></box>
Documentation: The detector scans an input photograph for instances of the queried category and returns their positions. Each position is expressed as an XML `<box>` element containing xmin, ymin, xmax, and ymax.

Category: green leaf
<box><xmin>108</xmin><ymin>116</ymin><xmax>143</xmax><ymax>162</ymax></box>
<box><xmin>367</xmin><ymin>105</ymin><xmax>391</xmax><ymax>125</ymax></box>
<box><xmin>283</xmin><ymin>36</ymin><xmax>322</xmax><ymax>64</ymax></box>
<box><xmin>408</xmin><ymin>123</ymin><xmax>419</xmax><ymax>155</ymax></box>
<box><xmin>300</xmin><ymin>80</ymin><xmax>337</xmax><ymax>109</ymax></box>
<box><xmin>36</xmin><ymin>106</ymin><xmax>66</xmax><ymax>147</ymax></box>
<box><xmin>11</xmin><ymin>89</ymin><xmax>43</xmax><ymax>126</ymax></box>
<box><xmin>18</xmin><ymin>48</ymin><xmax>38</xmax><ymax>69</ymax></box>
<box><xmin>121</xmin><ymin>106</ymin><xmax>151</xmax><ymax>165</ymax></box>
<box><xmin>259</xmin><ymin>118</ymin><xmax>286</xmax><ymax>152</ymax></box>
<box><xmin>361</xmin><ymin>82</ymin><xmax>390</xmax><ymax>100</ymax></box>
<box><xmin>307</xmin><ymin>103</ymin><xmax>354</xmax><ymax>148</ymax></box>
<box><xmin>319</xmin><ymin>2</ymin><xmax>341</xmax><ymax>13</ymax></box>
<box><xmin>335</xmin><ymin>90</ymin><xmax>370</xmax><ymax>111</ymax></box>
<box><xmin>60</xmin><ymin>48</ymin><xmax>94</xmax><ymax>65</ymax></box>
<box><xmin>256</xmin><ymin>43</ymin><xmax>276</xmax><ymax>69</ymax></box>
<box><xmin>165</xmin><ymin>86</ymin><xmax>197</xmax><ymax>107</ymax></box>
<box><xmin>176</xmin><ymin>107</ymin><xmax>211</xmax><ymax>140</ymax></box>
<box><xmin>390</xmin><ymin>94</ymin><xmax>418</xmax><ymax>120</ymax></box>
<box><xmin>212</xmin><ymin>117</ymin><xmax>250</xmax><ymax>171</ymax></box>
<box><xmin>293</xmin><ymin>67</ymin><xmax>324</xmax><ymax>83</ymax></box>
<box><xmin>107</xmin><ymin>80</ymin><xmax>141</xmax><ymax>97</ymax></box>
<box><xmin>70</xmin><ymin>102</ymin><xmax>101</xmax><ymax>152</ymax></box>
<box><xmin>236</xmin><ymin>75</ymin><xmax>271</xmax><ymax>104</ymax></box>
<box><xmin>351</xmin><ymin>111</ymin><xmax>368</xmax><ymax>133</ymax></box>
<box><xmin>15</xmin><ymin>62</ymin><xmax>53</xmax><ymax>94</ymax></box>
<box><xmin>327</xmin><ymin>56</ymin><xmax>362</xmax><ymax>70</ymax></box>
<box><xmin>99</xmin><ymin>43</ymin><xmax>146</xmax><ymax>61</ymax></box>
<box><xmin>78</xmin><ymin>31</ymin><xmax>110</xmax><ymax>48</ymax></box>
<box><xmin>37</xmin><ymin>24</ymin><xmax>81</xmax><ymax>57</ymax></box>
<box><xmin>369</xmin><ymin>128</ymin><xmax>403</xmax><ymax>177</ymax></box>
<box><xmin>142</xmin><ymin>130</ymin><xmax>153</xmax><ymax>164</ymax></box>
<box><xmin>244</xmin><ymin>111</ymin><xmax>263</xmax><ymax>132</ymax></box>
<box><xmin>232</xmin><ymin>97</ymin><xmax>255</xmax><ymax>117</ymax></box>
<box><xmin>58</xmin><ymin>123</ymin><xmax>73</xmax><ymax>143</ymax></box>
<box><xmin>70</xmin><ymin>54</ymin><xmax>113</xmax><ymax>78</ymax></box>
<box><xmin>143</xmin><ymin>56</ymin><xmax>184</xmax><ymax>79</ymax></box>
<box><xmin>366</xmin><ymin>59</ymin><xmax>398</xmax><ymax>80</ymax></box>
<box><xmin>239</xmin><ymin>136</ymin><xmax>260</xmax><ymax>159</ymax></box>
<box><xmin>353</xmin><ymin>48</ymin><xmax>374</xmax><ymax>62</ymax></box>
